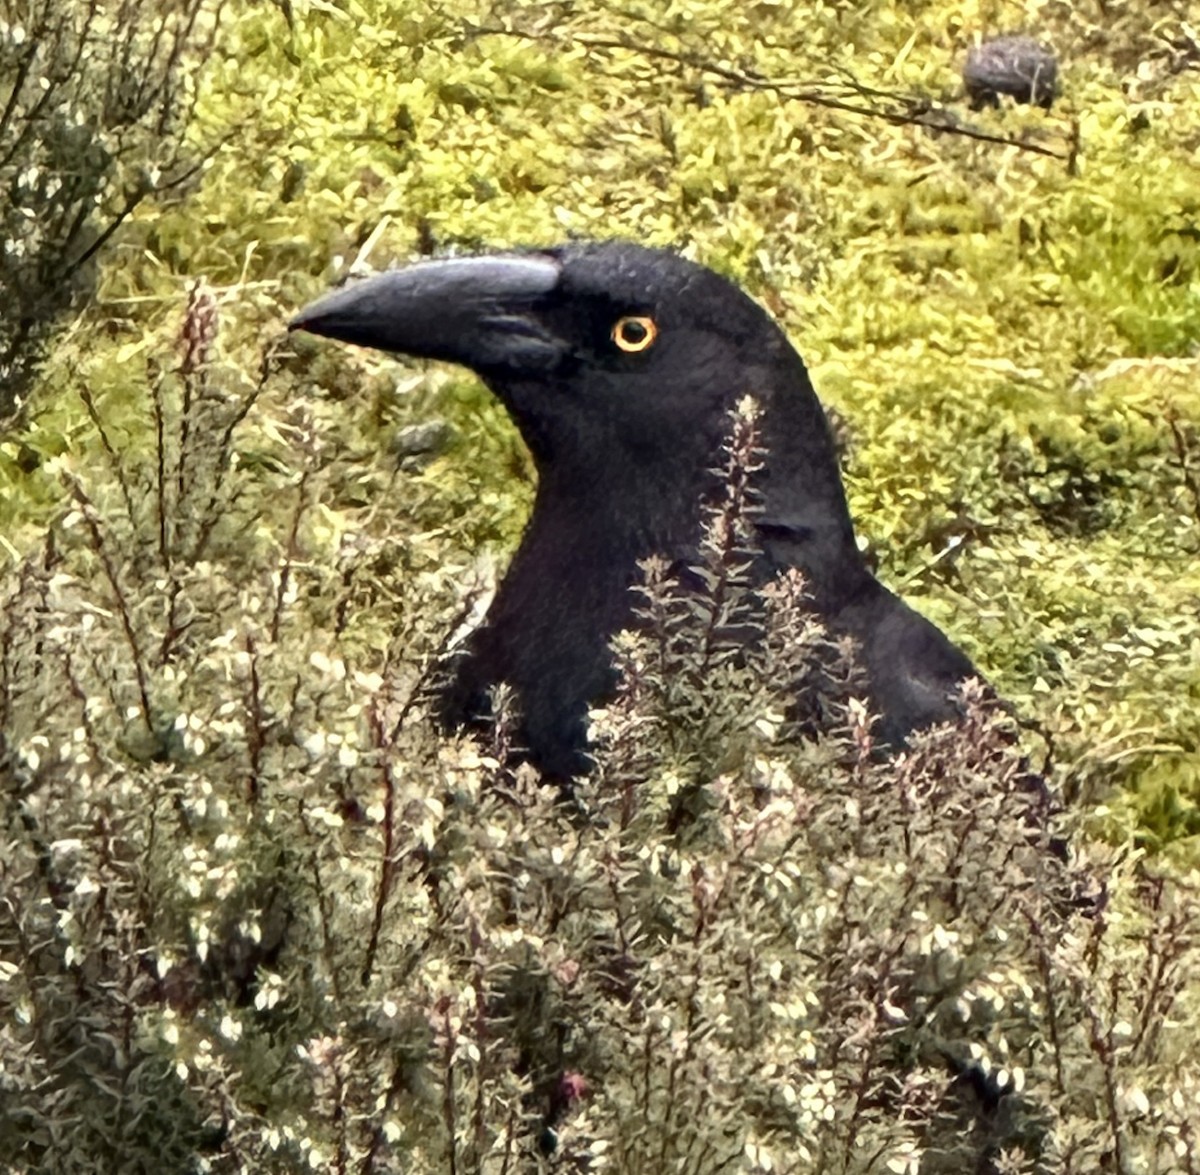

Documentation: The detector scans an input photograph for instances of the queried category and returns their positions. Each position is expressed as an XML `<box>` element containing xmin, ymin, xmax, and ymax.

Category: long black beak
<box><xmin>289</xmin><ymin>254</ymin><xmax>565</xmax><ymax>374</ymax></box>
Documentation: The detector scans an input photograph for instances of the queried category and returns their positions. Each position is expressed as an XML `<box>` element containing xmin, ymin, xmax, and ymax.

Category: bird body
<box><xmin>292</xmin><ymin>242</ymin><xmax>980</xmax><ymax>775</ymax></box>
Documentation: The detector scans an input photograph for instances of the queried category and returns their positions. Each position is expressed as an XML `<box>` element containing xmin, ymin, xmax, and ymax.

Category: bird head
<box><xmin>292</xmin><ymin>241</ymin><xmax>859</xmax><ymax>596</ymax></box>
<box><xmin>291</xmin><ymin>242</ymin><xmax>815</xmax><ymax>473</ymax></box>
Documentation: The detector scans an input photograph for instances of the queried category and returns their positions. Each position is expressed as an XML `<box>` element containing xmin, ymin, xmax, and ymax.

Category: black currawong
<box><xmin>291</xmin><ymin>241</ymin><xmax>986</xmax><ymax>778</ymax></box>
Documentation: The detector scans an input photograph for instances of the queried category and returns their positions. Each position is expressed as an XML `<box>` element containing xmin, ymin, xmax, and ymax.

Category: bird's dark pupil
<box><xmin>621</xmin><ymin>319</ymin><xmax>647</xmax><ymax>343</ymax></box>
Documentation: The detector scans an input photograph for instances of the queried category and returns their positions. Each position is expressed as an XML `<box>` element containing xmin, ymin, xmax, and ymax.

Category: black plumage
<box><xmin>291</xmin><ymin>242</ymin><xmax>982</xmax><ymax>776</ymax></box>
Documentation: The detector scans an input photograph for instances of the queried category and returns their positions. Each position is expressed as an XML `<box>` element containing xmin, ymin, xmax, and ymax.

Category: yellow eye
<box><xmin>611</xmin><ymin>315</ymin><xmax>658</xmax><ymax>353</ymax></box>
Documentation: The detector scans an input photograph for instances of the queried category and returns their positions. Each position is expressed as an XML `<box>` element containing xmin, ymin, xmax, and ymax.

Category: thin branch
<box><xmin>361</xmin><ymin>695</ymin><xmax>399</xmax><ymax>987</ymax></box>
<box><xmin>78</xmin><ymin>385</ymin><xmax>139</xmax><ymax>532</ymax></box>
<box><xmin>65</xmin><ymin>476</ymin><xmax>155</xmax><ymax>733</ymax></box>
<box><xmin>467</xmin><ymin>24</ymin><xmax>1069</xmax><ymax>159</ymax></box>
<box><xmin>1164</xmin><ymin>408</ymin><xmax>1200</xmax><ymax>530</ymax></box>
<box><xmin>271</xmin><ymin>464</ymin><xmax>313</xmax><ymax>644</ymax></box>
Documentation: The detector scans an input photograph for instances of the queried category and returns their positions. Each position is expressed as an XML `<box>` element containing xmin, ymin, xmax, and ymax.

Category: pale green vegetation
<box><xmin>1</xmin><ymin>0</ymin><xmax>1199</xmax><ymax>1171</ymax></box>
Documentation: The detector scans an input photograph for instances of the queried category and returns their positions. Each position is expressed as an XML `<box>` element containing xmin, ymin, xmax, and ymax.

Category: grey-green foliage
<box><xmin>0</xmin><ymin>0</ymin><xmax>219</xmax><ymax>419</ymax></box>
<box><xmin>1</xmin><ymin>309</ymin><xmax>1198</xmax><ymax>1173</ymax></box>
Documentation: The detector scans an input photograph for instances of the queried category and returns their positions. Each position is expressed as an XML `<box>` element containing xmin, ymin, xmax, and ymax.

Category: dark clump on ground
<box><xmin>965</xmin><ymin>35</ymin><xmax>1058</xmax><ymax>109</ymax></box>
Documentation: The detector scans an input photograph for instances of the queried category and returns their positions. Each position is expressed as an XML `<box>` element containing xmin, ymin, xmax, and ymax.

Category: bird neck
<box><xmin>494</xmin><ymin>346</ymin><xmax>868</xmax><ymax>612</ymax></box>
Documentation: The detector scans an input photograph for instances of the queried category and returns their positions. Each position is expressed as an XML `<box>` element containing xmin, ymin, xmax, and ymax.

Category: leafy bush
<box><xmin>2</xmin><ymin>312</ymin><xmax>1198</xmax><ymax>1172</ymax></box>
<box><xmin>0</xmin><ymin>0</ymin><xmax>221</xmax><ymax>419</ymax></box>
